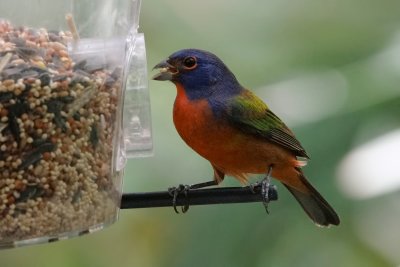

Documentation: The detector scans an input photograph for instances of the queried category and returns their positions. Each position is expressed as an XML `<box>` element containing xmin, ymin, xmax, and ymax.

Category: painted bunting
<box><xmin>153</xmin><ymin>49</ymin><xmax>340</xmax><ymax>227</ymax></box>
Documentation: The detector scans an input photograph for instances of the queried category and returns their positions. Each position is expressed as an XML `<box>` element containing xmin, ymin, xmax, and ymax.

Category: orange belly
<box><xmin>172</xmin><ymin>84</ymin><xmax>300</xmax><ymax>185</ymax></box>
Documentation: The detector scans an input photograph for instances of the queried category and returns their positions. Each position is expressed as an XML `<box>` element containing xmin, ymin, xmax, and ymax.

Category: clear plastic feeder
<box><xmin>0</xmin><ymin>0</ymin><xmax>152</xmax><ymax>248</ymax></box>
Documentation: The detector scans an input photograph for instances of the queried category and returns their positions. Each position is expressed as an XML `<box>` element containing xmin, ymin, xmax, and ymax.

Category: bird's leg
<box><xmin>188</xmin><ymin>180</ymin><xmax>218</xmax><ymax>189</ymax></box>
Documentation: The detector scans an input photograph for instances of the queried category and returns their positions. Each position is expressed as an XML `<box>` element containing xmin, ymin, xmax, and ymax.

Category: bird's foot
<box><xmin>168</xmin><ymin>184</ymin><xmax>191</xmax><ymax>214</ymax></box>
<box><xmin>249</xmin><ymin>166</ymin><xmax>277</xmax><ymax>213</ymax></box>
<box><xmin>260</xmin><ymin>177</ymin><xmax>274</xmax><ymax>214</ymax></box>
<box><xmin>168</xmin><ymin>180</ymin><xmax>218</xmax><ymax>214</ymax></box>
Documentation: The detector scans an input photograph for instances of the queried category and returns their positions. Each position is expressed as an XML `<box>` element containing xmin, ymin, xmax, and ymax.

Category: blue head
<box><xmin>153</xmin><ymin>49</ymin><xmax>243</xmax><ymax>101</ymax></box>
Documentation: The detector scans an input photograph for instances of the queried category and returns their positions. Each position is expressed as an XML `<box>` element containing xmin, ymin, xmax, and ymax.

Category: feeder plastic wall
<box><xmin>0</xmin><ymin>0</ymin><xmax>151</xmax><ymax>248</ymax></box>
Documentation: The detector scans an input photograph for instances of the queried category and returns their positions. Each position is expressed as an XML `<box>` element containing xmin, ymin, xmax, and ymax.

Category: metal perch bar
<box><xmin>120</xmin><ymin>184</ymin><xmax>278</xmax><ymax>209</ymax></box>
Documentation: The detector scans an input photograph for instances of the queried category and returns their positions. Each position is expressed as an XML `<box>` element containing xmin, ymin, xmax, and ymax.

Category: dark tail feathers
<box><xmin>283</xmin><ymin>171</ymin><xmax>340</xmax><ymax>227</ymax></box>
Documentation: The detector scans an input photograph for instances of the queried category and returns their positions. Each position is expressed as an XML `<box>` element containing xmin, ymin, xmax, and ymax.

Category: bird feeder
<box><xmin>0</xmin><ymin>0</ymin><xmax>152</xmax><ymax>248</ymax></box>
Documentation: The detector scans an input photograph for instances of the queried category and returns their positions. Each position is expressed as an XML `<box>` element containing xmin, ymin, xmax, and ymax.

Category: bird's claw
<box><xmin>168</xmin><ymin>184</ymin><xmax>190</xmax><ymax>214</ymax></box>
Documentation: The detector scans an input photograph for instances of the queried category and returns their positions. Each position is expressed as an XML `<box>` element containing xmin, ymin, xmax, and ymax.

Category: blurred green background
<box><xmin>3</xmin><ymin>0</ymin><xmax>400</xmax><ymax>266</ymax></box>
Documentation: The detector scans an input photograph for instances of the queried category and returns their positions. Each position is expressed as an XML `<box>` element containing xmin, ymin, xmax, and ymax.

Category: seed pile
<box><xmin>0</xmin><ymin>21</ymin><xmax>122</xmax><ymax>244</ymax></box>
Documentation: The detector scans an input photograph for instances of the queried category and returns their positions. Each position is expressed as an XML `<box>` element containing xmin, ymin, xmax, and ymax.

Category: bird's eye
<box><xmin>183</xmin><ymin>56</ymin><xmax>197</xmax><ymax>69</ymax></box>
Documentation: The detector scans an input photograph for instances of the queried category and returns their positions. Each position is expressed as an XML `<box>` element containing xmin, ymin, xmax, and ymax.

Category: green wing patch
<box><xmin>226</xmin><ymin>90</ymin><xmax>309</xmax><ymax>158</ymax></box>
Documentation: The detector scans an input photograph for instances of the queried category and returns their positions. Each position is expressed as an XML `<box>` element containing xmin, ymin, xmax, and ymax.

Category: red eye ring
<box><xmin>183</xmin><ymin>56</ymin><xmax>197</xmax><ymax>69</ymax></box>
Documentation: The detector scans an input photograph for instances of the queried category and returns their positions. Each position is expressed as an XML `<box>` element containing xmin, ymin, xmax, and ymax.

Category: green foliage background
<box><xmin>2</xmin><ymin>1</ymin><xmax>400</xmax><ymax>266</ymax></box>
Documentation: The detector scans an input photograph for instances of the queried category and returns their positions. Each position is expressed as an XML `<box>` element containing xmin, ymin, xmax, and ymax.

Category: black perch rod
<box><xmin>120</xmin><ymin>184</ymin><xmax>278</xmax><ymax>209</ymax></box>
